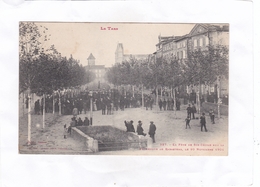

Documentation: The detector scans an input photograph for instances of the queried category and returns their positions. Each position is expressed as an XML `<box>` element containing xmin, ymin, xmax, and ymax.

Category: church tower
<box><xmin>115</xmin><ymin>43</ymin><xmax>124</xmax><ymax>64</ymax></box>
<box><xmin>87</xmin><ymin>53</ymin><xmax>95</xmax><ymax>66</ymax></box>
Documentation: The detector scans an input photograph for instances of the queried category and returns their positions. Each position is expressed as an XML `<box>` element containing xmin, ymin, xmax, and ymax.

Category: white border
<box><xmin>0</xmin><ymin>1</ymin><xmax>257</xmax><ymax>187</ymax></box>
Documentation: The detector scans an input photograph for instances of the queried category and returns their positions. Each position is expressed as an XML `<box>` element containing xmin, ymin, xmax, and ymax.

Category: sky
<box><xmin>36</xmin><ymin>22</ymin><xmax>195</xmax><ymax>67</ymax></box>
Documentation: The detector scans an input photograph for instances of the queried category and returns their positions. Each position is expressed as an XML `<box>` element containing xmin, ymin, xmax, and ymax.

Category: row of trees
<box><xmin>106</xmin><ymin>44</ymin><xmax>229</xmax><ymax>115</ymax></box>
<box><xmin>19</xmin><ymin>22</ymin><xmax>95</xmax><ymax>145</ymax></box>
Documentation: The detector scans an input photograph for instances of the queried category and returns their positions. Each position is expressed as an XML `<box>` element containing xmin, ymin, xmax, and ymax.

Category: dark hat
<box><xmin>130</xmin><ymin>120</ymin><xmax>133</xmax><ymax>123</ymax></box>
<box><xmin>150</xmin><ymin>121</ymin><xmax>154</xmax><ymax>123</ymax></box>
<box><xmin>138</xmin><ymin>120</ymin><xmax>142</xmax><ymax>123</ymax></box>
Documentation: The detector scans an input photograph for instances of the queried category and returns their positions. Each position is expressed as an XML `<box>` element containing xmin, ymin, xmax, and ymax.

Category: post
<box><xmin>42</xmin><ymin>93</ymin><xmax>45</xmax><ymax>129</ymax></box>
<box><xmin>132</xmin><ymin>85</ymin><xmax>135</xmax><ymax>97</ymax></box>
<box><xmin>27</xmin><ymin>89</ymin><xmax>31</xmax><ymax>145</ymax></box>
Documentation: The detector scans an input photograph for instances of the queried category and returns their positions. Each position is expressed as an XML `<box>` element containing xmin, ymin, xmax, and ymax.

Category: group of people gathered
<box><xmin>185</xmin><ymin>103</ymin><xmax>216</xmax><ymax>132</ymax></box>
<box><xmin>158</xmin><ymin>98</ymin><xmax>181</xmax><ymax>111</ymax></box>
<box><xmin>124</xmin><ymin>120</ymin><xmax>157</xmax><ymax>143</ymax></box>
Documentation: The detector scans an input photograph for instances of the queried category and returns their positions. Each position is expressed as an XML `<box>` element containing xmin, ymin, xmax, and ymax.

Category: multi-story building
<box><xmin>188</xmin><ymin>24</ymin><xmax>229</xmax><ymax>100</ymax></box>
<box><xmin>115</xmin><ymin>43</ymin><xmax>150</xmax><ymax>64</ymax></box>
<box><xmin>85</xmin><ymin>53</ymin><xmax>106</xmax><ymax>81</ymax></box>
<box><xmin>155</xmin><ymin>23</ymin><xmax>229</xmax><ymax>101</ymax></box>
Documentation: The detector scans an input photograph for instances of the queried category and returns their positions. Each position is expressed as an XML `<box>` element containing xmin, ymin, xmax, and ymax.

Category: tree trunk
<box><xmin>42</xmin><ymin>93</ymin><xmax>45</xmax><ymax>129</ymax></box>
<box><xmin>141</xmin><ymin>84</ymin><xmax>144</xmax><ymax>108</ymax></box>
<box><xmin>59</xmin><ymin>92</ymin><xmax>61</xmax><ymax>115</ymax></box>
<box><xmin>217</xmin><ymin>76</ymin><xmax>221</xmax><ymax>118</ymax></box>
<box><xmin>173</xmin><ymin>87</ymin><xmax>176</xmax><ymax>118</ymax></box>
<box><xmin>160</xmin><ymin>87</ymin><xmax>163</xmax><ymax>99</ymax></box>
<box><xmin>156</xmin><ymin>86</ymin><xmax>158</xmax><ymax>105</ymax></box>
<box><xmin>22</xmin><ymin>92</ymin><xmax>25</xmax><ymax>116</ymax></box>
<box><xmin>27</xmin><ymin>88</ymin><xmax>31</xmax><ymax>145</ymax></box>
<box><xmin>52</xmin><ymin>92</ymin><xmax>55</xmax><ymax>115</ymax></box>
<box><xmin>90</xmin><ymin>97</ymin><xmax>93</xmax><ymax>125</ymax></box>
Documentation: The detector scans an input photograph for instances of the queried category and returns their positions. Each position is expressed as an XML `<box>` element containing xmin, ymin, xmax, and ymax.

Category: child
<box><xmin>185</xmin><ymin>116</ymin><xmax>191</xmax><ymax>129</ymax></box>
<box><xmin>209</xmin><ymin>109</ymin><xmax>215</xmax><ymax>124</ymax></box>
<box><xmin>63</xmin><ymin>124</ymin><xmax>67</xmax><ymax>139</ymax></box>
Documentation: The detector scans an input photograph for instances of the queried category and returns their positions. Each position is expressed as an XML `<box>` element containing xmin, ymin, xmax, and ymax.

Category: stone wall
<box><xmin>72</xmin><ymin>126</ymin><xmax>147</xmax><ymax>152</ymax></box>
<box><xmin>201</xmin><ymin>102</ymin><xmax>228</xmax><ymax>116</ymax></box>
<box><xmin>71</xmin><ymin>127</ymin><xmax>98</xmax><ymax>152</ymax></box>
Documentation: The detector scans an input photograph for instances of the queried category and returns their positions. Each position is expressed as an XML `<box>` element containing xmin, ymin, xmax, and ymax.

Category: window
<box><xmin>180</xmin><ymin>51</ymin><xmax>183</xmax><ymax>59</ymax></box>
<box><xmin>203</xmin><ymin>37</ymin><xmax>206</xmax><ymax>46</ymax></box>
<box><xmin>206</xmin><ymin>37</ymin><xmax>209</xmax><ymax>45</ymax></box>
<box><xmin>183</xmin><ymin>50</ymin><xmax>186</xmax><ymax>58</ymax></box>
<box><xmin>183</xmin><ymin>41</ymin><xmax>186</xmax><ymax>47</ymax></box>
<box><xmin>200</xmin><ymin>38</ymin><xmax>203</xmax><ymax>47</ymax></box>
<box><xmin>197</xmin><ymin>39</ymin><xmax>200</xmax><ymax>47</ymax></box>
<box><xmin>194</xmin><ymin>39</ymin><xmax>197</xmax><ymax>48</ymax></box>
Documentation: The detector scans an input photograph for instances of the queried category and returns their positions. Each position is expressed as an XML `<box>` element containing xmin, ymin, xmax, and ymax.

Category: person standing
<box><xmin>185</xmin><ymin>116</ymin><xmax>191</xmax><ymax>129</ymax></box>
<box><xmin>148</xmin><ymin>121</ymin><xmax>156</xmax><ymax>143</ymax></box>
<box><xmin>137</xmin><ymin>121</ymin><xmax>146</xmax><ymax>136</ymax></box>
<box><xmin>159</xmin><ymin>99</ymin><xmax>163</xmax><ymax>111</ymax></box>
<box><xmin>163</xmin><ymin>99</ymin><xmax>167</xmax><ymax>111</ymax></box>
<box><xmin>83</xmin><ymin>117</ymin><xmax>89</xmax><ymax>126</ymax></box>
<box><xmin>209</xmin><ymin>109</ymin><xmax>215</xmax><ymax>124</ymax></box>
<box><xmin>200</xmin><ymin>113</ymin><xmax>207</xmax><ymax>132</ymax></box>
<box><xmin>186</xmin><ymin>104</ymin><xmax>192</xmax><ymax>118</ymax></box>
<box><xmin>191</xmin><ymin>104</ymin><xmax>197</xmax><ymax>119</ymax></box>
<box><xmin>63</xmin><ymin>124</ymin><xmax>67</xmax><ymax>139</ymax></box>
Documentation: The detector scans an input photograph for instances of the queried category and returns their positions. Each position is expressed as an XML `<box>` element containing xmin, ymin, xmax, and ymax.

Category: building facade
<box><xmin>115</xmin><ymin>43</ymin><xmax>150</xmax><ymax>64</ymax></box>
<box><xmin>85</xmin><ymin>53</ymin><xmax>106</xmax><ymax>81</ymax></box>
<box><xmin>155</xmin><ymin>23</ymin><xmax>229</xmax><ymax>100</ymax></box>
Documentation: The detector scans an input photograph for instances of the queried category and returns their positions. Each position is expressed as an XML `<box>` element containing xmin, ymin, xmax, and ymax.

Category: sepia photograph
<box><xmin>19</xmin><ymin>22</ymin><xmax>229</xmax><ymax>155</ymax></box>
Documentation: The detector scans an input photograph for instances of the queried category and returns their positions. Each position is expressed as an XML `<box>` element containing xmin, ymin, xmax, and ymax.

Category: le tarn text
<box><xmin>101</xmin><ymin>27</ymin><xmax>118</xmax><ymax>31</ymax></box>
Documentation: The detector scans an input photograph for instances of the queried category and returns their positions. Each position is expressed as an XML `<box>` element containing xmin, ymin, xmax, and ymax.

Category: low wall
<box><xmin>201</xmin><ymin>102</ymin><xmax>228</xmax><ymax>116</ymax></box>
<box><xmin>71</xmin><ymin>127</ymin><xmax>98</xmax><ymax>152</ymax></box>
<box><xmin>72</xmin><ymin>126</ymin><xmax>147</xmax><ymax>152</ymax></box>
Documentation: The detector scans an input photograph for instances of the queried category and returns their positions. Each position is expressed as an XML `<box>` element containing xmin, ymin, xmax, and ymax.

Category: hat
<box><xmin>150</xmin><ymin>121</ymin><xmax>154</xmax><ymax>123</ymax></box>
<box><xmin>138</xmin><ymin>120</ymin><xmax>142</xmax><ymax>123</ymax></box>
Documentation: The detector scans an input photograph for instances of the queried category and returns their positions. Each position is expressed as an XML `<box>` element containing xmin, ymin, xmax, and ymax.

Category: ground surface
<box><xmin>19</xmin><ymin>103</ymin><xmax>228</xmax><ymax>155</ymax></box>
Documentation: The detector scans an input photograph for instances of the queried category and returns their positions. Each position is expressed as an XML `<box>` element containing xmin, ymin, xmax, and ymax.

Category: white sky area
<box><xmin>36</xmin><ymin>23</ymin><xmax>195</xmax><ymax>67</ymax></box>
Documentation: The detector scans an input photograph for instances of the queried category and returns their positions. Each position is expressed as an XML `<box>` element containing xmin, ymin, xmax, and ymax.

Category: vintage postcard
<box><xmin>19</xmin><ymin>22</ymin><xmax>229</xmax><ymax>155</ymax></box>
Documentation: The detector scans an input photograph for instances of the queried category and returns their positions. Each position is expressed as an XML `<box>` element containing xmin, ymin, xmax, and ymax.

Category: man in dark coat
<box><xmin>186</xmin><ymin>104</ymin><xmax>192</xmax><ymax>118</ymax></box>
<box><xmin>159</xmin><ymin>99</ymin><xmax>163</xmax><ymax>111</ymax></box>
<box><xmin>83</xmin><ymin>117</ymin><xmax>90</xmax><ymax>126</ymax></box>
<box><xmin>148</xmin><ymin>121</ymin><xmax>156</xmax><ymax>143</ymax></box>
<box><xmin>200</xmin><ymin>113</ymin><xmax>207</xmax><ymax>132</ymax></box>
<box><xmin>191</xmin><ymin>104</ymin><xmax>196</xmax><ymax>119</ymax></box>
<box><xmin>137</xmin><ymin>121</ymin><xmax>146</xmax><ymax>136</ymax></box>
